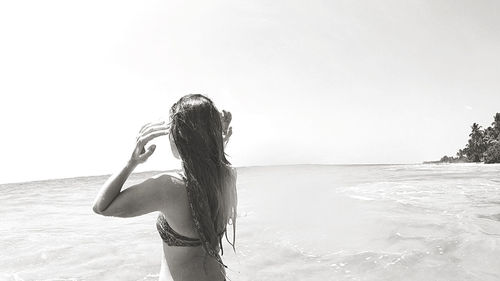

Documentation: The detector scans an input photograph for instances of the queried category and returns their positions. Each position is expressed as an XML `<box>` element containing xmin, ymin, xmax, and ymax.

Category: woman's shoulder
<box><xmin>150</xmin><ymin>171</ymin><xmax>186</xmax><ymax>190</ymax></box>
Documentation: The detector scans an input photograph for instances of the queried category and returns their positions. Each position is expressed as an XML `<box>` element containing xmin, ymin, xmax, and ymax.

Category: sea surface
<box><xmin>1</xmin><ymin>164</ymin><xmax>500</xmax><ymax>281</ymax></box>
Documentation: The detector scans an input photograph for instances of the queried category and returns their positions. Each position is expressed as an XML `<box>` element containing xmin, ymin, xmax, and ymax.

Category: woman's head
<box><xmin>168</xmin><ymin>94</ymin><xmax>237</xmax><ymax>267</ymax></box>
<box><xmin>168</xmin><ymin>94</ymin><xmax>227</xmax><ymax>165</ymax></box>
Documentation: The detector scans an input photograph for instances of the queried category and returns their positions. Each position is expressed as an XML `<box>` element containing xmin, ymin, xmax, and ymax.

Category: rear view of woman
<box><xmin>92</xmin><ymin>94</ymin><xmax>237</xmax><ymax>281</ymax></box>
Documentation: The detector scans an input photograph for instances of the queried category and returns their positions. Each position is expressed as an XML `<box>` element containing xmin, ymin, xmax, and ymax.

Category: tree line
<box><xmin>437</xmin><ymin>113</ymin><xmax>500</xmax><ymax>164</ymax></box>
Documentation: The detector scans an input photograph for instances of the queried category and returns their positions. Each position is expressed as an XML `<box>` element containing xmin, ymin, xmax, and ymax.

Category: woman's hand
<box><xmin>130</xmin><ymin>121</ymin><xmax>169</xmax><ymax>165</ymax></box>
<box><xmin>220</xmin><ymin>110</ymin><xmax>233</xmax><ymax>145</ymax></box>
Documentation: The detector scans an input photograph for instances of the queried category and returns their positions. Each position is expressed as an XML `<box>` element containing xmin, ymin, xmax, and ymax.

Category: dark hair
<box><xmin>169</xmin><ymin>94</ymin><xmax>237</xmax><ymax>269</ymax></box>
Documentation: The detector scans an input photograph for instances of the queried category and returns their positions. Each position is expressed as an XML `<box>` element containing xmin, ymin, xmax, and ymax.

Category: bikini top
<box><xmin>156</xmin><ymin>213</ymin><xmax>227</xmax><ymax>247</ymax></box>
<box><xmin>156</xmin><ymin>213</ymin><xmax>202</xmax><ymax>247</ymax></box>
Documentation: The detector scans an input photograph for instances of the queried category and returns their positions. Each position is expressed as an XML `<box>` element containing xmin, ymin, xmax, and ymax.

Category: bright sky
<box><xmin>1</xmin><ymin>0</ymin><xmax>499</xmax><ymax>183</ymax></box>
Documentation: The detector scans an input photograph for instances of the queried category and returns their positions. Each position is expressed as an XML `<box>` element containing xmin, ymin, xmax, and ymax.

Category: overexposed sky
<box><xmin>1</xmin><ymin>0</ymin><xmax>499</xmax><ymax>183</ymax></box>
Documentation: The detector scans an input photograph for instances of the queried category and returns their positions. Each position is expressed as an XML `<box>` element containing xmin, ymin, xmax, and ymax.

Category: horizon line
<box><xmin>0</xmin><ymin>162</ymin><xmax>426</xmax><ymax>185</ymax></box>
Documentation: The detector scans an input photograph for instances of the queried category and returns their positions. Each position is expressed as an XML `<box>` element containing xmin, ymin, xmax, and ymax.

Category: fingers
<box><xmin>139</xmin><ymin>120</ymin><xmax>167</xmax><ymax>135</ymax></box>
<box><xmin>221</xmin><ymin>110</ymin><xmax>231</xmax><ymax>120</ymax></box>
<box><xmin>220</xmin><ymin>110</ymin><xmax>232</xmax><ymax>134</ymax></box>
<box><xmin>138</xmin><ymin>144</ymin><xmax>156</xmax><ymax>162</ymax></box>
<box><xmin>225</xmin><ymin>127</ymin><xmax>232</xmax><ymax>140</ymax></box>
<box><xmin>132</xmin><ymin>120</ymin><xmax>166</xmax><ymax>165</ymax></box>
<box><xmin>224</xmin><ymin>110</ymin><xmax>232</xmax><ymax>122</ymax></box>
<box><xmin>223</xmin><ymin>126</ymin><xmax>232</xmax><ymax>142</ymax></box>
<box><xmin>142</xmin><ymin>123</ymin><xmax>169</xmax><ymax>137</ymax></box>
<box><xmin>137</xmin><ymin>130</ymin><xmax>169</xmax><ymax>147</ymax></box>
<box><xmin>136</xmin><ymin>120</ymin><xmax>169</xmax><ymax>146</ymax></box>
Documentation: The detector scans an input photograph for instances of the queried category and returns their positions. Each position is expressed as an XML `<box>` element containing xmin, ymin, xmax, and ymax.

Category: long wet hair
<box><xmin>169</xmin><ymin>94</ymin><xmax>237</xmax><ymax>268</ymax></box>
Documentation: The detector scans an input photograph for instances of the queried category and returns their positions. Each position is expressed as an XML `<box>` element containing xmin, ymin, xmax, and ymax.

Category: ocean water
<box><xmin>1</xmin><ymin>164</ymin><xmax>500</xmax><ymax>281</ymax></box>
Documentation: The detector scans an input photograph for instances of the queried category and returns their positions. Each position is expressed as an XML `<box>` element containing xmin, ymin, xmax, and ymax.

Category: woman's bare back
<box><xmin>157</xmin><ymin>172</ymin><xmax>226</xmax><ymax>281</ymax></box>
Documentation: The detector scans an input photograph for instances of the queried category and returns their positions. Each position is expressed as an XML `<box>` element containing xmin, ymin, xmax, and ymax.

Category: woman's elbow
<box><xmin>92</xmin><ymin>203</ymin><xmax>126</xmax><ymax>217</ymax></box>
<box><xmin>92</xmin><ymin>204</ymin><xmax>103</xmax><ymax>215</ymax></box>
<box><xmin>92</xmin><ymin>202</ymin><xmax>110</xmax><ymax>216</ymax></box>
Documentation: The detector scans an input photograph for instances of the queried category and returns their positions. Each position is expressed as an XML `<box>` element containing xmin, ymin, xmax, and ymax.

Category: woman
<box><xmin>92</xmin><ymin>94</ymin><xmax>237</xmax><ymax>281</ymax></box>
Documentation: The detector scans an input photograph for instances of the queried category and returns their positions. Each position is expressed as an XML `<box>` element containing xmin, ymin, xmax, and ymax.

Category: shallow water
<box><xmin>1</xmin><ymin>164</ymin><xmax>500</xmax><ymax>281</ymax></box>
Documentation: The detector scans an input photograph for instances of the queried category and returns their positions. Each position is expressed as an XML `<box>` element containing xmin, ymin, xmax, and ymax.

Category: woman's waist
<box><xmin>163</xmin><ymin>244</ymin><xmax>220</xmax><ymax>264</ymax></box>
<box><xmin>166</xmin><ymin>255</ymin><xmax>225</xmax><ymax>280</ymax></box>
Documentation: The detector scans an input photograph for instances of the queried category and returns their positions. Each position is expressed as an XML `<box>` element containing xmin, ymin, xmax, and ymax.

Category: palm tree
<box><xmin>492</xmin><ymin>113</ymin><xmax>500</xmax><ymax>140</ymax></box>
<box><xmin>466</xmin><ymin>123</ymin><xmax>486</xmax><ymax>162</ymax></box>
<box><xmin>484</xmin><ymin>126</ymin><xmax>496</xmax><ymax>145</ymax></box>
<box><xmin>469</xmin><ymin>123</ymin><xmax>480</xmax><ymax>137</ymax></box>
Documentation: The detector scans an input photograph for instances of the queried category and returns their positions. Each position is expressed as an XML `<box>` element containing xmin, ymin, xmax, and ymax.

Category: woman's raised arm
<box><xmin>92</xmin><ymin>121</ymin><xmax>169</xmax><ymax>215</ymax></box>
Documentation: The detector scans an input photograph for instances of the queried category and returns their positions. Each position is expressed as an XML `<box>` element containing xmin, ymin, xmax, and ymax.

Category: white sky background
<box><xmin>0</xmin><ymin>0</ymin><xmax>499</xmax><ymax>183</ymax></box>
